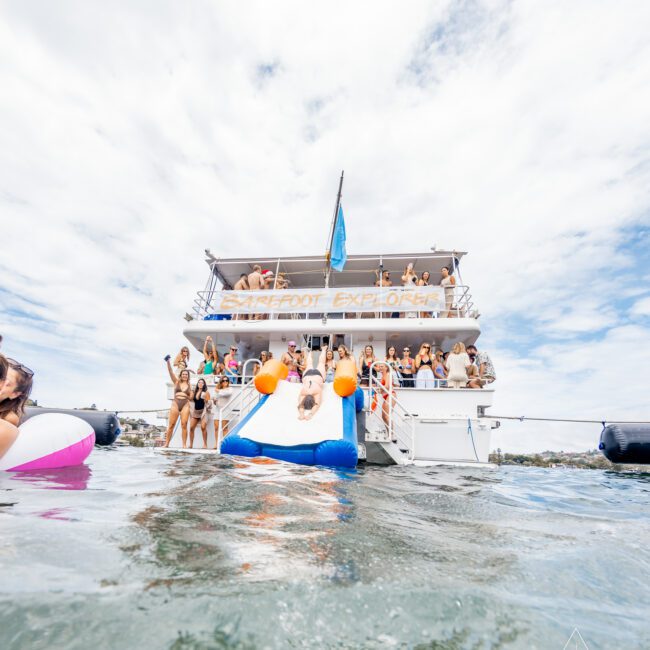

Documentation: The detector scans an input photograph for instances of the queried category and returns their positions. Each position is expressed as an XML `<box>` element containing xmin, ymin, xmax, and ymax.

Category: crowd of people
<box><xmin>373</xmin><ymin>264</ymin><xmax>458</xmax><ymax>317</ymax></box>
<box><xmin>163</xmin><ymin>352</ymin><xmax>234</xmax><ymax>449</ymax></box>
<box><xmin>164</xmin><ymin>336</ymin><xmax>495</xmax><ymax>445</ymax></box>
<box><xmin>225</xmin><ymin>263</ymin><xmax>460</xmax><ymax>319</ymax></box>
<box><xmin>0</xmin><ymin>344</ymin><xmax>35</xmax><ymax>459</ymax></box>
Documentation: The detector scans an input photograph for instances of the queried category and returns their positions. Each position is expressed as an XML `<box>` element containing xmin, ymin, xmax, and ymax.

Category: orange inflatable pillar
<box><xmin>333</xmin><ymin>359</ymin><xmax>358</xmax><ymax>397</ymax></box>
<box><xmin>254</xmin><ymin>359</ymin><xmax>289</xmax><ymax>394</ymax></box>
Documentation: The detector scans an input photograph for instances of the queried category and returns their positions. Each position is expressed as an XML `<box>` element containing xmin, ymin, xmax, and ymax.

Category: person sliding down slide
<box><xmin>298</xmin><ymin>347</ymin><xmax>328</xmax><ymax>421</ymax></box>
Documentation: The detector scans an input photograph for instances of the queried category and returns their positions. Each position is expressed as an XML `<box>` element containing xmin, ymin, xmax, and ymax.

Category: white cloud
<box><xmin>1</xmin><ymin>1</ymin><xmax>649</xmax><ymax>451</ymax></box>
<box><xmin>630</xmin><ymin>296</ymin><xmax>650</xmax><ymax>318</ymax></box>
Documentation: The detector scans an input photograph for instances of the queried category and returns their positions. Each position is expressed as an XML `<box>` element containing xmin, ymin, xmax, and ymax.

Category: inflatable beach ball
<box><xmin>0</xmin><ymin>413</ymin><xmax>95</xmax><ymax>471</ymax></box>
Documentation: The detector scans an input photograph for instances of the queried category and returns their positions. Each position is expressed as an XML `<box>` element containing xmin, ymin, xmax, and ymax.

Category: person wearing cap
<box><xmin>282</xmin><ymin>341</ymin><xmax>303</xmax><ymax>378</ymax></box>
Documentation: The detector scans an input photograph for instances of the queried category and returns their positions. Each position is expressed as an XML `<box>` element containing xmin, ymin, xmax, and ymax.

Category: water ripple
<box><xmin>1</xmin><ymin>449</ymin><xmax>650</xmax><ymax>649</ymax></box>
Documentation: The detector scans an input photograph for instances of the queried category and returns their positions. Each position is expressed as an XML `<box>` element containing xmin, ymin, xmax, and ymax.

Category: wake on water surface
<box><xmin>1</xmin><ymin>447</ymin><xmax>649</xmax><ymax>649</ymax></box>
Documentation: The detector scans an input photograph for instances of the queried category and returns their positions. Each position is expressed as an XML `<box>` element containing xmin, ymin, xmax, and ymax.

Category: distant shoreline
<box><xmin>490</xmin><ymin>450</ymin><xmax>647</xmax><ymax>471</ymax></box>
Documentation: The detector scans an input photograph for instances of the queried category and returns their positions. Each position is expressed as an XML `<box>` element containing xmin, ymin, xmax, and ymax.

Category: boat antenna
<box><xmin>324</xmin><ymin>170</ymin><xmax>344</xmax><ymax>288</ymax></box>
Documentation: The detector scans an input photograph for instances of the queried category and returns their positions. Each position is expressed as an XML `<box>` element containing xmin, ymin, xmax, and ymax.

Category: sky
<box><xmin>1</xmin><ymin>0</ymin><xmax>649</xmax><ymax>453</ymax></box>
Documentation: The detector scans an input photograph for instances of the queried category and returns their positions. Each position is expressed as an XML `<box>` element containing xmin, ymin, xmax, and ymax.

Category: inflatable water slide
<box><xmin>221</xmin><ymin>359</ymin><xmax>363</xmax><ymax>468</ymax></box>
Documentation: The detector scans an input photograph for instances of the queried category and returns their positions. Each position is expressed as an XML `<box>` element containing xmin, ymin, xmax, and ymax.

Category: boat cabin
<box><xmin>183</xmin><ymin>250</ymin><xmax>481</xmax><ymax>368</ymax></box>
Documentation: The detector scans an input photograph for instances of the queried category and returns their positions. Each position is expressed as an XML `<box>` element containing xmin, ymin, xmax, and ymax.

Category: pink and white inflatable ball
<box><xmin>0</xmin><ymin>413</ymin><xmax>95</xmax><ymax>471</ymax></box>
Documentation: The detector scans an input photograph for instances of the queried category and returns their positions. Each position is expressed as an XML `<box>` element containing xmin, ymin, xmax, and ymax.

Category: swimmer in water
<box><xmin>0</xmin><ymin>356</ymin><xmax>34</xmax><ymax>459</ymax></box>
<box><xmin>297</xmin><ymin>347</ymin><xmax>328</xmax><ymax>421</ymax></box>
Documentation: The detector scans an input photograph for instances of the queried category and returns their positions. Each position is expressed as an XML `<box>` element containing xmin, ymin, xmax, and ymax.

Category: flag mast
<box><xmin>325</xmin><ymin>170</ymin><xmax>344</xmax><ymax>288</ymax></box>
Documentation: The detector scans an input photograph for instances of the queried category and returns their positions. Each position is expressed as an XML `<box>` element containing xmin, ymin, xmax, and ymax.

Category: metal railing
<box><xmin>190</xmin><ymin>285</ymin><xmax>477</xmax><ymax>321</ymax></box>
<box><xmin>366</xmin><ymin>362</ymin><xmax>415</xmax><ymax>460</ymax></box>
<box><xmin>215</xmin><ymin>374</ymin><xmax>260</xmax><ymax>451</ymax></box>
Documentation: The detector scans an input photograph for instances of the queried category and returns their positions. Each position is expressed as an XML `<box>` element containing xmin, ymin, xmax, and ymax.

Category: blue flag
<box><xmin>330</xmin><ymin>205</ymin><xmax>347</xmax><ymax>272</ymax></box>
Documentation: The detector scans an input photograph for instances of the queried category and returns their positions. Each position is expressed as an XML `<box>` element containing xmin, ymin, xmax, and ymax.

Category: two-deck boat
<box><xmin>173</xmin><ymin>249</ymin><xmax>498</xmax><ymax>466</ymax></box>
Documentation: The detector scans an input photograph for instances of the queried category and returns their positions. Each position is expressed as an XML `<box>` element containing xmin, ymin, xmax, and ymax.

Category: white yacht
<box><xmin>175</xmin><ymin>249</ymin><xmax>498</xmax><ymax>467</ymax></box>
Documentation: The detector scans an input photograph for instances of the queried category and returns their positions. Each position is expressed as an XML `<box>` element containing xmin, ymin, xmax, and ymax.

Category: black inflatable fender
<box><xmin>599</xmin><ymin>424</ymin><xmax>650</xmax><ymax>464</ymax></box>
<box><xmin>22</xmin><ymin>408</ymin><xmax>122</xmax><ymax>446</ymax></box>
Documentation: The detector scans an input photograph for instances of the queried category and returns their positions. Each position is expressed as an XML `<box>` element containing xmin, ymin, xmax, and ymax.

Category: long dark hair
<box><xmin>194</xmin><ymin>378</ymin><xmax>207</xmax><ymax>400</ymax></box>
<box><xmin>0</xmin><ymin>364</ymin><xmax>33</xmax><ymax>420</ymax></box>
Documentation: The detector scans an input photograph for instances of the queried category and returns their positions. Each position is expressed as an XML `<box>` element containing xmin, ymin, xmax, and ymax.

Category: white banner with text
<box><xmin>208</xmin><ymin>286</ymin><xmax>448</xmax><ymax>314</ymax></box>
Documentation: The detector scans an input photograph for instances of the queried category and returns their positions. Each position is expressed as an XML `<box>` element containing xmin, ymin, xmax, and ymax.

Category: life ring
<box><xmin>0</xmin><ymin>413</ymin><xmax>95</xmax><ymax>471</ymax></box>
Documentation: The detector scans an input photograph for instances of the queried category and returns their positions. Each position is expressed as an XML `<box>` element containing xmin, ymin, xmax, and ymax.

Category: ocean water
<box><xmin>1</xmin><ymin>448</ymin><xmax>649</xmax><ymax>650</ymax></box>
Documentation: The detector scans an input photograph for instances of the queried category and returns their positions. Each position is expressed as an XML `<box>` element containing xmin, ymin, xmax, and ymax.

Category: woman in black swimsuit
<box><xmin>298</xmin><ymin>348</ymin><xmax>328</xmax><ymax>420</ymax></box>
<box><xmin>188</xmin><ymin>377</ymin><xmax>210</xmax><ymax>449</ymax></box>
<box><xmin>415</xmin><ymin>343</ymin><xmax>435</xmax><ymax>389</ymax></box>
<box><xmin>358</xmin><ymin>345</ymin><xmax>376</xmax><ymax>387</ymax></box>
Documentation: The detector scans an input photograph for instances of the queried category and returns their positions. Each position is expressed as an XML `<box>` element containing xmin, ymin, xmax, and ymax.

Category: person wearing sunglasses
<box><xmin>224</xmin><ymin>346</ymin><xmax>241</xmax><ymax>384</ymax></box>
<box><xmin>173</xmin><ymin>346</ymin><xmax>191</xmax><ymax>374</ymax></box>
<box><xmin>400</xmin><ymin>347</ymin><xmax>415</xmax><ymax>388</ymax></box>
<box><xmin>0</xmin><ymin>357</ymin><xmax>34</xmax><ymax>459</ymax></box>
<box><xmin>415</xmin><ymin>343</ymin><xmax>435</xmax><ymax>389</ymax></box>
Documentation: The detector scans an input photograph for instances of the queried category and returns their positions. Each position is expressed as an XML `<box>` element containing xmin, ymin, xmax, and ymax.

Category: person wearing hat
<box><xmin>262</xmin><ymin>270</ymin><xmax>275</xmax><ymax>290</ymax></box>
<box><xmin>282</xmin><ymin>341</ymin><xmax>304</xmax><ymax>378</ymax></box>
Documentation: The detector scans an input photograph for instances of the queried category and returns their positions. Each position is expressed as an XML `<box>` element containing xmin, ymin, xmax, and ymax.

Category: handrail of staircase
<box><xmin>368</xmin><ymin>362</ymin><xmax>415</xmax><ymax>460</ymax></box>
<box><xmin>215</xmin><ymin>375</ymin><xmax>259</xmax><ymax>451</ymax></box>
<box><xmin>242</xmin><ymin>358</ymin><xmax>261</xmax><ymax>384</ymax></box>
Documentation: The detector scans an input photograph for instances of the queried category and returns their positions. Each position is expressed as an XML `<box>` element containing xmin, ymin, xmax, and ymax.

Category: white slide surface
<box><xmin>239</xmin><ymin>381</ymin><xmax>343</xmax><ymax>446</ymax></box>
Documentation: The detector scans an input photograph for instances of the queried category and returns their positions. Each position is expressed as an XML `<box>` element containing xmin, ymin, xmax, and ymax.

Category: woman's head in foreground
<box><xmin>0</xmin><ymin>360</ymin><xmax>33</xmax><ymax>419</ymax></box>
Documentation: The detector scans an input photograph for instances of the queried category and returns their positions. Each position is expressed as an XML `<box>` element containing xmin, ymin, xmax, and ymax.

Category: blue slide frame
<box><xmin>220</xmin><ymin>392</ymin><xmax>359</xmax><ymax>468</ymax></box>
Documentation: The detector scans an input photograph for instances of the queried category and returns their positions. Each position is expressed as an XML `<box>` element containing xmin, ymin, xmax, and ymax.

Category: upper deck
<box><xmin>183</xmin><ymin>250</ymin><xmax>481</xmax><ymax>356</ymax></box>
<box><xmin>190</xmin><ymin>250</ymin><xmax>477</xmax><ymax>320</ymax></box>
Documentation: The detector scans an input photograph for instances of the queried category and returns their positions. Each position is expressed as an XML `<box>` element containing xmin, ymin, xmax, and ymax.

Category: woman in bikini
<box><xmin>400</xmin><ymin>346</ymin><xmax>415</xmax><ymax>388</ymax></box>
<box><xmin>0</xmin><ymin>357</ymin><xmax>34</xmax><ymax>460</ymax></box>
<box><xmin>401</xmin><ymin>263</ymin><xmax>418</xmax><ymax>287</ymax></box>
<box><xmin>202</xmin><ymin>337</ymin><xmax>219</xmax><ymax>375</ymax></box>
<box><xmin>324</xmin><ymin>348</ymin><xmax>336</xmax><ymax>383</ymax></box>
<box><xmin>415</xmin><ymin>343</ymin><xmax>435</xmax><ymax>389</ymax></box>
<box><xmin>173</xmin><ymin>346</ymin><xmax>191</xmax><ymax>374</ymax></box>
<box><xmin>164</xmin><ymin>357</ymin><xmax>192</xmax><ymax>447</ymax></box>
<box><xmin>358</xmin><ymin>345</ymin><xmax>376</xmax><ymax>387</ymax></box>
<box><xmin>371</xmin><ymin>362</ymin><xmax>397</xmax><ymax>434</ymax></box>
<box><xmin>385</xmin><ymin>346</ymin><xmax>402</xmax><ymax>386</ymax></box>
<box><xmin>418</xmin><ymin>270</ymin><xmax>432</xmax><ymax>317</ymax></box>
<box><xmin>298</xmin><ymin>347</ymin><xmax>328</xmax><ymax>420</ymax></box>
<box><xmin>188</xmin><ymin>377</ymin><xmax>210</xmax><ymax>449</ymax></box>
<box><xmin>433</xmin><ymin>349</ymin><xmax>448</xmax><ymax>387</ymax></box>
<box><xmin>224</xmin><ymin>346</ymin><xmax>240</xmax><ymax>384</ymax></box>
<box><xmin>253</xmin><ymin>351</ymin><xmax>269</xmax><ymax>376</ymax></box>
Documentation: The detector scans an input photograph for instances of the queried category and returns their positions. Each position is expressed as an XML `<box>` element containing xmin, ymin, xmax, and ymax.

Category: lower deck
<box><xmin>164</xmin><ymin>377</ymin><xmax>497</xmax><ymax>467</ymax></box>
<box><xmin>183</xmin><ymin>317</ymin><xmax>481</xmax><ymax>365</ymax></box>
